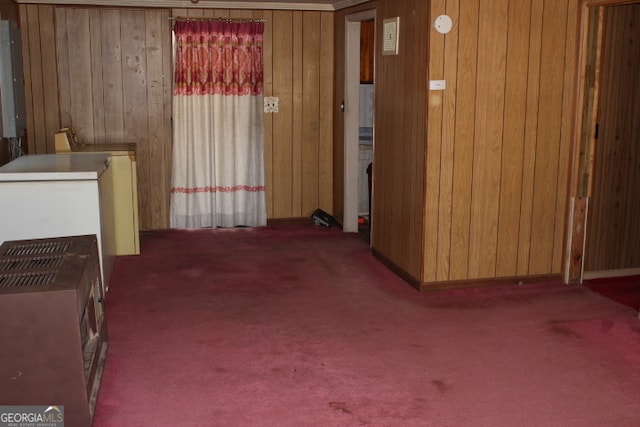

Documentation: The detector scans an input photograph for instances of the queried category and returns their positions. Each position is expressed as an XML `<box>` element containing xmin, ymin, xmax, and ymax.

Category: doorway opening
<box><xmin>344</xmin><ymin>10</ymin><xmax>375</xmax><ymax>244</ymax></box>
<box><xmin>568</xmin><ymin>0</ymin><xmax>640</xmax><ymax>283</ymax></box>
<box><xmin>583</xmin><ymin>1</ymin><xmax>640</xmax><ymax>280</ymax></box>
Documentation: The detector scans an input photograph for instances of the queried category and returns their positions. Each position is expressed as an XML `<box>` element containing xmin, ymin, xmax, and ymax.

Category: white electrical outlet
<box><xmin>264</xmin><ymin>96</ymin><xmax>279</xmax><ymax>113</ymax></box>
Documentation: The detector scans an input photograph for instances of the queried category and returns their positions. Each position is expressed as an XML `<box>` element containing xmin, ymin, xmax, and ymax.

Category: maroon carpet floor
<box><xmin>585</xmin><ymin>275</ymin><xmax>640</xmax><ymax>311</ymax></box>
<box><xmin>93</xmin><ymin>225</ymin><xmax>640</xmax><ymax>426</ymax></box>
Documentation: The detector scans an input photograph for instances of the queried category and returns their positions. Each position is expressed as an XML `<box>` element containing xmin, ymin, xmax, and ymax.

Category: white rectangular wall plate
<box><xmin>429</xmin><ymin>80</ymin><xmax>446</xmax><ymax>91</ymax></box>
<box><xmin>382</xmin><ymin>17</ymin><xmax>400</xmax><ymax>56</ymax></box>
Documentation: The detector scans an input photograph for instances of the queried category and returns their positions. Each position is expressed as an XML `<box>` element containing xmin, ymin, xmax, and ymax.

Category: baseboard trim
<box><xmin>371</xmin><ymin>248</ymin><xmax>562</xmax><ymax>291</ymax></box>
<box><xmin>371</xmin><ymin>249</ymin><xmax>422</xmax><ymax>289</ymax></box>
<box><xmin>267</xmin><ymin>217</ymin><xmax>314</xmax><ymax>226</ymax></box>
<box><xmin>583</xmin><ymin>268</ymin><xmax>640</xmax><ymax>280</ymax></box>
<box><xmin>419</xmin><ymin>274</ymin><xmax>563</xmax><ymax>291</ymax></box>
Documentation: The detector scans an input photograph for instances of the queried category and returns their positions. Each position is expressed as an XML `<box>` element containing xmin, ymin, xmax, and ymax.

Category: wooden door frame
<box><xmin>344</xmin><ymin>9</ymin><xmax>375</xmax><ymax>234</ymax></box>
<box><xmin>565</xmin><ymin>0</ymin><xmax>640</xmax><ymax>283</ymax></box>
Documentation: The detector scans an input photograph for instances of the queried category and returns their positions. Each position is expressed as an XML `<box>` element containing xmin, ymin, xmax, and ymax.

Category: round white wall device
<box><xmin>434</xmin><ymin>15</ymin><xmax>453</xmax><ymax>34</ymax></box>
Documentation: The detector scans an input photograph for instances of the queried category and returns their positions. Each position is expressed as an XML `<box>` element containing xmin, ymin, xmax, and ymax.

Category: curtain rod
<box><xmin>170</xmin><ymin>16</ymin><xmax>266</xmax><ymax>23</ymax></box>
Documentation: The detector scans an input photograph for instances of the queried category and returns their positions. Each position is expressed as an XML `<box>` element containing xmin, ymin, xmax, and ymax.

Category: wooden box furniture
<box><xmin>0</xmin><ymin>235</ymin><xmax>108</xmax><ymax>427</ymax></box>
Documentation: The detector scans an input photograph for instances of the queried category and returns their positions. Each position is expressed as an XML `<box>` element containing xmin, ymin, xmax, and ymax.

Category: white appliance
<box><xmin>0</xmin><ymin>153</ymin><xmax>116</xmax><ymax>292</ymax></box>
<box><xmin>55</xmin><ymin>127</ymin><xmax>140</xmax><ymax>256</ymax></box>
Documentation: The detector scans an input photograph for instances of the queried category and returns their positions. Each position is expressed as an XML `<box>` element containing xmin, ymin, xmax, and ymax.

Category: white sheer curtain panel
<box><xmin>170</xmin><ymin>20</ymin><xmax>267</xmax><ymax>228</ymax></box>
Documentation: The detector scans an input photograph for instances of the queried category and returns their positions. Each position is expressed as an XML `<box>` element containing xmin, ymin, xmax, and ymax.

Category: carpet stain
<box><xmin>548</xmin><ymin>321</ymin><xmax>583</xmax><ymax>339</ymax></box>
<box><xmin>600</xmin><ymin>319</ymin><xmax>615</xmax><ymax>333</ymax></box>
<box><xmin>181</xmin><ymin>268</ymin><xmax>204</xmax><ymax>278</ymax></box>
<box><xmin>432</xmin><ymin>379</ymin><xmax>451</xmax><ymax>393</ymax></box>
<box><xmin>318</xmin><ymin>259</ymin><xmax>338</xmax><ymax>277</ymax></box>
<box><xmin>329</xmin><ymin>401</ymin><xmax>352</xmax><ymax>414</ymax></box>
<box><xmin>426</xmin><ymin>285</ymin><xmax>581</xmax><ymax>311</ymax></box>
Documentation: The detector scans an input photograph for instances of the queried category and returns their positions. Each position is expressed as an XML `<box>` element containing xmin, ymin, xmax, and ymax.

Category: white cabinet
<box><xmin>54</xmin><ymin>135</ymin><xmax>140</xmax><ymax>255</ymax></box>
<box><xmin>0</xmin><ymin>153</ymin><xmax>116</xmax><ymax>292</ymax></box>
<box><xmin>107</xmin><ymin>151</ymin><xmax>139</xmax><ymax>255</ymax></box>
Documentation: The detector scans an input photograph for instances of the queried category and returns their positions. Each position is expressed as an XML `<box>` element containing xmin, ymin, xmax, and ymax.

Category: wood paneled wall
<box><xmin>55</xmin><ymin>7</ymin><xmax>173</xmax><ymax>231</ymax></box>
<box><xmin>17</xmin><ymin>0</ymin><xmax>593</xmax><ymax>286</ymax></box>
<box><xmin>336</xmin><ymin>0</ymin><xmax>581</xmax><ymax>286</ymax></box>
<box><xmin>271</xmin><ymin>9</ymin><xmax>334</xmax><ymax>220</ymax></box>
<box><xmin>18</xmin><ymin>4</ymin><xmax>333</xmax><ymax>230</ymax></box>
<box><xmin>19</xmin><ymin>4</ymin><xmax>174</xmax><ymax>230</ymax></box>
<box><xmin>373</xmin><ymin>0</ymin><xmax>429</xmax><ymax>281</ymax></box>
<box><xmin>585</xmin><ymin>3</ymin><xmax>640</xmax><ymax>271</ymax></box>
<box><xmin>425</xmin><ymin>0</ymin><xmax>578</xmax><ymax>284</ymax></box>
<box><xmin>19</xmin><ymin>4</ymin><xmax>59</xmax><ymax>156</ymax></box>
<box><xmin>335</xmin><ymin>0</ymin><xmax>429</xmax><ymax>281</ymax></box>
<box><xmin>0</xmin><ymin>0</ymin><xmax>18</xmax><ymax>22</ymax></box>
<box><xmin>0</xmin><ymin>0</ymin><xmax>19</xmax><ymax>166</ymax></box>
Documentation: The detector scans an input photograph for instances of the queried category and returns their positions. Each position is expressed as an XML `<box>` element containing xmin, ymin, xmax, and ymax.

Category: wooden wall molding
<box><xmin>13</xmin><ymin>0</ymin><xmax>372</xmax><ymax>12</ymax></box>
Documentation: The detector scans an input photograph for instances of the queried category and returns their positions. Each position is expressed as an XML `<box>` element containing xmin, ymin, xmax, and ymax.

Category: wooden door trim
<box><xmin>565</xmin><ymin>0</ymin><xmax>640</xmax><ymax>283</ymax></box>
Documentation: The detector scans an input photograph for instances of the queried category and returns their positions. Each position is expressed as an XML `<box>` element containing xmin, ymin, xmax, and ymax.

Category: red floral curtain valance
<box><xmin>173</xmin><ymin>20</ymin><xmax>264</xmax><ymax>96</ymax></box>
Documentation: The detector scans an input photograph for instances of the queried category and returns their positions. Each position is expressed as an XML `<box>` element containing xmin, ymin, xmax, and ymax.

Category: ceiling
<box><xmin>13</xmin><ymin>0</ymin><xmax>371</xmax><ymax>11</ymax></box>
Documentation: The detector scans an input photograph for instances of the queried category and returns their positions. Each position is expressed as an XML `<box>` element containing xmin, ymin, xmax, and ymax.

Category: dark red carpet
<box><xmin>585</xmin><ymin>275</ymin><xmax>640</xmax><ymax>311</ymax></box>
<box><xmin>93</xmin><ymin>225</ymin><xmax>640</xmax><ymax>426</ymax></box>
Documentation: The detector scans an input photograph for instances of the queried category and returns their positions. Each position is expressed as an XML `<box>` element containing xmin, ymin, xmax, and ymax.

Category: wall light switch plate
<box><xmin>264</xmin><ymin>96</ymin><xmax>279</xmax><ymax>113</ymax></box>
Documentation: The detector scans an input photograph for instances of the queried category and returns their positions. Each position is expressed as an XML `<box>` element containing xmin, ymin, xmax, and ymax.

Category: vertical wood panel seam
<box><xmin>552</xmin><ymin>1</ymin><xmax>573</xmax><ymax>272</ymax></box>
<box><xmin>36</xmin><ymin>6</ymin><xmax>46</xmax><ymax>147</ymax></box>
<box><xmin>428</xmin><ymin>0</ymin><xmax>445</xmax><ymax>281</ymax></box>
<box><xmin>29</xmin><ymin>5</ymin><xmax>45</xmax><ymax>153</ymax></box>
<box><xmin>497</xmin><ymin>0</ymin><xmax>513</xmax><ymax>275</ymax></box>
<box><xmin>52</xmin><ymin>6</ymin><xmax>61</xmax><ymax>142</ymax></box>
<box><xmin>316</xmin><ymin>14</ymin><xmax>322</xmax><ymax>211</ymax></box>
<box><xmin>19</xmin><ymin>5</ymin><xmax>34</xmax><ymax>153</ymax></box>
<box><xmin>520</xmin><ymin>0</ymin><xmax>543</xmax><ymax>274</ymax></box>
<box><xmin>515</xmin><ymin>0</ymin><xmax>534</xmax><ymax>274</ymax></box>
<box><xmin>118</xmin><ymin>10</ymin><xmax>127</xmax><ymax>139</ymax></box>
<box><xmin>529</xmin><ymin>0</ymin><xmax>547</xmax><ymax>272</ymax></box>
<box><xmin>466</xmin><ymin>2</ymin><xmax>481</xmax><ymax>277</ymax></box>
<box><xmin>445</xmin><ymin>0</ymin><xmax>458</xmax><ymax>281</ymax></box>
<box><xmin>294</xmin><ymin>11</ymin><xmax>300</xmax><ymax>215</ymax></box>
<box><xmin>443</xmin><ymin>0</ymin><xmax>460</xmax><ymax>280</ymax></box>
<box><xmin>543</xmin><ymin>0</ymin><xmax>568</xmax><ymax>272</ymax></box>
<box><xmin>492</xmin><ymin>0</ymin><xmax>508</xmax><ymax>277</ymax></box>
<box><xmin>91</xmin><ymin>11</ymin><xmax>103</xmax><ymax>143</ymax></box>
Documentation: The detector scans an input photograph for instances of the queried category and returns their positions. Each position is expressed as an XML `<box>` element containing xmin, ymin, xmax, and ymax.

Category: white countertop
<box><xmin>0</xmin><ymin>153</ymin><xmax>111</xmax><ymax>181</ymax></box>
